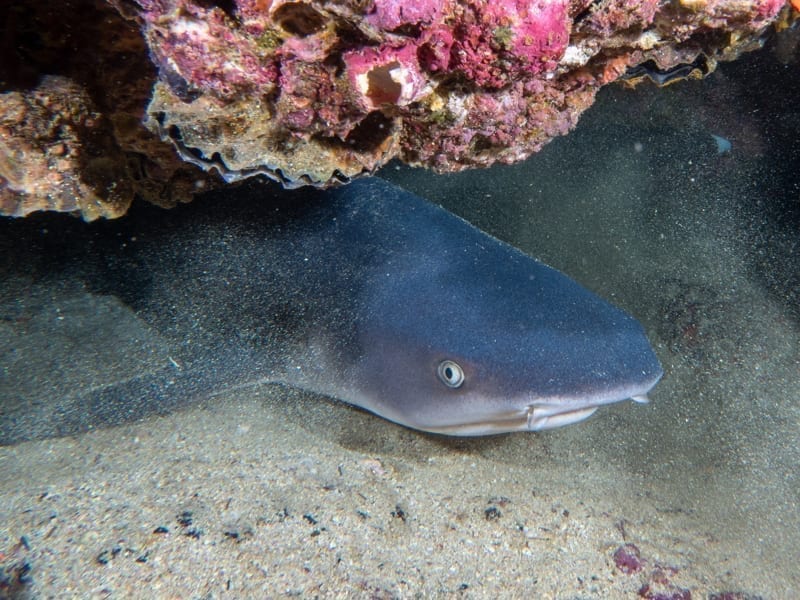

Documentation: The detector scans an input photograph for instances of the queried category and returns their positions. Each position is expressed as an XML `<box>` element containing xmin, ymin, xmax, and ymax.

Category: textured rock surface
<box><xmin>0</xmin><ymin>1</ymin><xmax>216</xmax><ymax>220</ymax></box>
<box><xmin>133</xmin><ymin>0</ymin><xmax>789</xmax><ymax>187</ymax></box>
<box><xmin>0</xmin><ymin>76</ymin><xmax>133</xmax><ymax>220</ymax></box>
<box><xmin>0</xmin><ymin>0</ymin><xmax>794</xmax><ymax>216</ymax></box>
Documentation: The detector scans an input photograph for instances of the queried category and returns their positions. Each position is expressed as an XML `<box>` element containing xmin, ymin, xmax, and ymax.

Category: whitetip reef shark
<box><xmin>0</xmin><ymin>178</ymin><xmax>661</xmax><ymax>444</ymax></box>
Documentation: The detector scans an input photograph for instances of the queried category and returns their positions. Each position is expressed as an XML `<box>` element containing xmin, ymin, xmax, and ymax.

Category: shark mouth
<box><xmin>526</xmin><ymin>394</ymin><xmax>651</xmax><ymax>431</ymax></box>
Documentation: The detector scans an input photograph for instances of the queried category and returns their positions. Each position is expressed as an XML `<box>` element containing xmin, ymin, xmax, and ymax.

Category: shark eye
<box><xmin>437</xmin><ymin>360</ymin><xmax>464</xmax><ymax>388</ymax></box>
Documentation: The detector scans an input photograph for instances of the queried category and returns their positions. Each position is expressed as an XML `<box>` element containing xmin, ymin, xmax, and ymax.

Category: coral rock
<box><xmin>0</xmin><ymin>76</ymin><xmax>133</xmax><ymax>220</ymax></box>
<box><xmin>131</xmin><ymin>0</ymin><xmax>788</xmax><ymax>188</ymax></box>
<box><xmin>0</xmin><ymin>0</ymin><xmax>216</xmax><ymax>220</ymax></box>
<box><xmin>0</xmin><ymin>0</ymin><xmax>791</xmax><ymax>215</ymax></box>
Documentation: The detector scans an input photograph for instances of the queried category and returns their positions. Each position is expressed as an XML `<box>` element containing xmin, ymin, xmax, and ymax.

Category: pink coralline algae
<box><xmin>126</xmin><ymin>0</ymin><xmax>789</xmax><ymax>188</ymax></box>
<box><xmin>613</xmin><ymin>543</ymin><xmax>645</xmax><ymax>574</ymax></box>
<box><xmin>0</xmin><ymin>0</ymin><xmax>794</xmax><ymax>216</ymax></box>
<box><xmin>446</xmin><ymin>0</ymin><xmax>570</xmax><ymax>88</ymax></box>
<box><xmin>613</xmin><ymin>543</ymin><xmax>698</xmax><ymax>600</ymax></box>
<box><xmin>364</xmin><ymin>0</ymin><xmax>446</xmax><ymax>31</ymax></box>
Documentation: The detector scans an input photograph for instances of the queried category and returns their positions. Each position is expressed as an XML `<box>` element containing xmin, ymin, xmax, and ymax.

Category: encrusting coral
<box><xmin>0</xmin><ymin>0</ymin><xmax>793</xmax><ymax>217</ymax></box>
